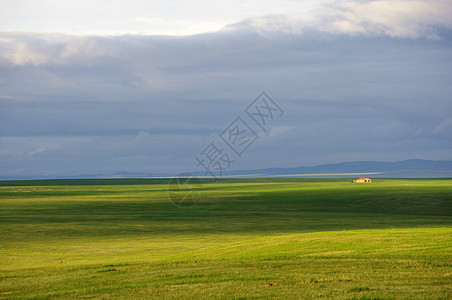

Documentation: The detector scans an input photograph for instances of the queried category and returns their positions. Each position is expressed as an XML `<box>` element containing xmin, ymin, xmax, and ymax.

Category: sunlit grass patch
<box><xmin>0</xmin><ymin>178</ymin><xmax>451</xmax><ymax>298</ymax></box>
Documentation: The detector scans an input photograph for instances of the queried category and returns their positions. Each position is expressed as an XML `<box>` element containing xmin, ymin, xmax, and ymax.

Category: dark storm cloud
<box><xmin>1</xmin><ymin>8</ymin><xmax>451</xmax><ymax>178</ymax></box>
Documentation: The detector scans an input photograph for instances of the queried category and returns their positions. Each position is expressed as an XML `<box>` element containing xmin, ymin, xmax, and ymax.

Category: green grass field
<box><xmin>0</xmin><ymin>178</ymin><xmax>451</xmax><ymax>299</ymax></box>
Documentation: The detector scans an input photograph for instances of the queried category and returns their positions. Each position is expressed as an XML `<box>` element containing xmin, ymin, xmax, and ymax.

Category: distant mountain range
<box><xmin>1</xmin><ymin>159</ymin><xmax>451</xmax><ymax>181</ymax></box>
<box><xmin>218</xmin><ymin>159</ymin><xmax>452</xmax><ymax>178</ymax></box>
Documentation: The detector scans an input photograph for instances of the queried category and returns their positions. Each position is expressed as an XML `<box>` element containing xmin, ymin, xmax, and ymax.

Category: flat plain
<box><xmin>0</xmin><ymin>178</ymin><xmax>451</xmax><ymax>299</ymax></box>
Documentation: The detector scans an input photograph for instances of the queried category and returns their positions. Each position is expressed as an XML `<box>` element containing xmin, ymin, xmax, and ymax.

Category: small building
<box><xmin>352</xmin><ymin>178</ymin><xmax>372</xmax><ymax>183</ymax></box>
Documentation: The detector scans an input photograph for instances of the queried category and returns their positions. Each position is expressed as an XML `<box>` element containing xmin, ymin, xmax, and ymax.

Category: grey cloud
<box><xmin>1</xmin><ymin>7</ymin><xmax>451</xmax><ymax>178</ymax></box>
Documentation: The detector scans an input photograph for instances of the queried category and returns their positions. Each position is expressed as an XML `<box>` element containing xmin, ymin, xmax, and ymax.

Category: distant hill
<box><xmin>1</xmin><ymin>159</ymin><xmax>451</xmax><ymax>180</ymax></box>
<box><xmin>220</xmin><ymin>159</ymin><xmax>452</xmax><ymax>178</ymax></box>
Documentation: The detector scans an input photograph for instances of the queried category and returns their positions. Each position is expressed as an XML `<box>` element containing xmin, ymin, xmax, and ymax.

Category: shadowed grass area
<box><xmin>0</xmin><ymin>178</ymin><xmax>451</xmax><ymax>298</ymax></box>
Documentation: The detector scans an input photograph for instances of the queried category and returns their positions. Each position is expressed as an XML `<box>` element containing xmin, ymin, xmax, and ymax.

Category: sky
<box><xmin>0</xmin><ymin>0</ymin><xmax>334</xmax><ymax>35</ymax></box>
<box><xmin>0</xmin><ymin>0</ymin><xmax>451</xmax><ymax>179</ymax></box>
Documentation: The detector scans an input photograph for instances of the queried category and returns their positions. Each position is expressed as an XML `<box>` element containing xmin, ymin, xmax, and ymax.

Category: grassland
<box><xmin>0</xmin><ymin>178</ymin><xmax>451</xmax><ymax>299</ymax></box>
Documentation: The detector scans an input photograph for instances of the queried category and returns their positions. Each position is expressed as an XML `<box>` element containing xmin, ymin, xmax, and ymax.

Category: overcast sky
<box><xmin>1</xmin><ymin>0</ymin><xmax>451</xmax><ymax>179</ymax></box>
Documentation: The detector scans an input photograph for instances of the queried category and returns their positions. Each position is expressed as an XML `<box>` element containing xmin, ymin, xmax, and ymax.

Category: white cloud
<box><xmin>28</xmin><ymin>147</ymin><xmax>45</xmax><ymax>156</ymax></box>
<box><xmin>331</xmin><ymin>0</ymin><xmax>452</xmax><ymax>38</ymax></box>
<box><xmin>432</xmin><ymin>119</ymin><xmax>452</xmax><ymax>138</ymax></box>
<box><xmin>0</xmin><ymin>34</ymin><xmax>119</xmax><ymax>66</ymax></box>
<box><xmin>6</xmin><ymin>0</ymin><xmax>450</xmax><ymax>38</ymax></box>
<box><xmin>226</xmin><ymin>0</ymin><xmax>452</xmax><ymax>39</ymax></box>
<box><xmin>2</xmin><ymin>1</ymin><xmax>452</xmax><ymax>68</ymax></box>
